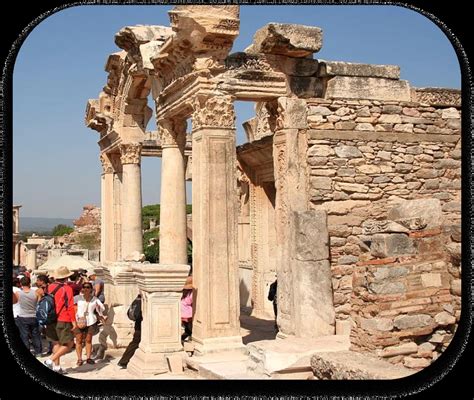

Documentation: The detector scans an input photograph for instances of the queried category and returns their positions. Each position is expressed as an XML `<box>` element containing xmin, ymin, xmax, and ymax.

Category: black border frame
<box><xmin>1</xmin><ymin>1</ymin><xmax>472</xmax><ymax>399</ymax></box>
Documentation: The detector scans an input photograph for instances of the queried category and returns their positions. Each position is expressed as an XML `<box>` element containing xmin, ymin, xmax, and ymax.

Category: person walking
<box><xmin>43</xmin><ymin>266</ymin><xmax>77</xmax><ymax>374</ymax></box>
<box><xmin>73</xmin><ymin>282</ymin><xmax>106</xmax><ymax>366</ymax></box>
<box><xmin>181</xmin><ymin>276</ymin><xmax>193</xmax><ymax>342</ymax></box>
<box><xmin>117</xmin><ymin>294</ymin><xmax>142</xmax><ymax>369</ymax></box>
<box><xmin>88</xmin><ymin>273</ymin><xmax>105</xmax><ymax>304</ymax></box>
<box><xmin>13</xmin><ymin>276</ymin><xmax>43</xmax><ymax>356</ymax></box>
<box><xmin>35</xmin><ymin>274</ymin><xmax>54</xmax><ymax>356</ymax></box>
<box><xmin>268</xmin><ymin>279</ymin><xmax>278</xmax><ymax>331</ymax></box>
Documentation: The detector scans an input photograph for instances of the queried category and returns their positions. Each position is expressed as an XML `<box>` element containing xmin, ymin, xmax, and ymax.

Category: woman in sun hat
<box><xmin>181</xmin><ymin>276</ymin><xmax>193</xmax><ymax>342</ymax></box>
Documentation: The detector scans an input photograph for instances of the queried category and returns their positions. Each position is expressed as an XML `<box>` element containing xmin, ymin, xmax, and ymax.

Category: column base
<box><xmin>127</xmin><ymin>348</ymin><xmax>185</xmax><ymax>377</ymax></box>
<box><xmin>276</xmin><ymin>331</ymin><xmax>289</xmax><ymax>340</ymax></box>
<box><xmin>193</xmin><ymin>335</ymin><xmax>245</xmax><ymax>356</ymax></box>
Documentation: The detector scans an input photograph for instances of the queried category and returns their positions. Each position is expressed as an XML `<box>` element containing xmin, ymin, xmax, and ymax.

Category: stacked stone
<box><xmin>305</xmin><ymin>97</ymin><xmax>461</xmax><ymax>369</ymax></box>
<box><xmin>351</xmin><ymin>255</ymin><xmax>458</xmax><ymax>369</ymax></box>
<box><xmin>307</xmin><ymin>99</ymin><xmax>460</xmax><ymax>134</ymax></box>
<box><xmin>307</xmin><ymin>100</ymin><xmax>461</xmax><ymax>205</ymax></box>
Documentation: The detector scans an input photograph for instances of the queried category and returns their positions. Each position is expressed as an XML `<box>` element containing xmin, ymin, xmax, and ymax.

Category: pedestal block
<box><xmin>127</xmin><ymin>264</ymin><xmax>190</xmax><ymax>377</ymax></box>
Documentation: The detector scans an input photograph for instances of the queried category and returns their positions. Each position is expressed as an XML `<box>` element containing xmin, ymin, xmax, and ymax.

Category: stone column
<box><xmin>272</xmin><ymin>97</ymin><xmax>310</xmax><ymax>337</ymax></box>
<box><xmin>100</xmin><ymin>153</ymin><xmax>115</xmax><ymax>262</ymax></box>
<box><xmin>127</xmin><ymin>264</ymin><xmax>190</xmax><ymax>377</ymax></box>
<box><xmin>191</xmin><ymin>95</ymin><xmax>243</xmax><ymax>354</ymax></box>
<box><xmin>119</xmin><ymin>143</ymin><xmax>143</xmax><ymax>260</ymax></box>
<box><xmin>158</xmin><ymin>119</ymin><xmax>188</xmax><ymax>264</ymax></box>
<box><xmin>25</xmin><ymin>243</ymin><xmax>39</xmax><ymax>270</ymax></box>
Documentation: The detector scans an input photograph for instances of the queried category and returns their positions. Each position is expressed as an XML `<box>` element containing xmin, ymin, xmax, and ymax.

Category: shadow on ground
<box><xmin>240</xmin><ymin>314</ymin><xmax>277</xmax><ymax>345</ymax></box>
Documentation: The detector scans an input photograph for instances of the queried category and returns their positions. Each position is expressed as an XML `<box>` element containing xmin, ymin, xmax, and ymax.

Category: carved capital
<box><xmin>100</xmin><ymin>153</ymin><xmax>114</xmax><ymax>174</ymax></box>
<box><xmin>192</xmin><ymin>95</ymin><xmax>235</xmax><ymax>130</ymax></box>
<box><xmin>158</xmin><ymin>119</ymin><xmax>187</xmax><ymax>148</ymax></box>
<box><xmin>119</xmin><ymin>143</ymin><xmax>142</xmax><ymax>165</ymax></box>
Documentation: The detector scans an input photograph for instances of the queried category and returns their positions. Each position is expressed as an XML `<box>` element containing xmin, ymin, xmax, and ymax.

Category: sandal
<box><xmin>86</xmin><ymin>358</ymin><xmax>95</xmax><ymax>365</ymax></box>
<box><xmin>76</xmin><ymin>360</ymin><xmax>84</xmax><ymax>366</ymax></box>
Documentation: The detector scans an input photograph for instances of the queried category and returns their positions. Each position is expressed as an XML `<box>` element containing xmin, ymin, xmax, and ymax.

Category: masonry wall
<box><xmin>305</xmin><ymin>97</ymin><xmax>461</xmax><ymax>370</ymax></box>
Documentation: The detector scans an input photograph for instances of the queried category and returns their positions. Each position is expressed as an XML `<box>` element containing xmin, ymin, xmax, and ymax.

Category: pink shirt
<box><xmin>181</xmin><ymin>291</ymin><xmax>193</xmax><ymax>321</ymax></box>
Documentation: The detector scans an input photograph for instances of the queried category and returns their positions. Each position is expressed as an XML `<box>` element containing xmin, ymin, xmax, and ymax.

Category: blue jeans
<box><xmin>17</xmin><ymin>316</ymin><xmax>42</xmax><ymax>355</ymax></box>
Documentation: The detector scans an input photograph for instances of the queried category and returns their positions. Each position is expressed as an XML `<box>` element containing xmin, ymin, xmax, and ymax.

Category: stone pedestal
<box><xmin>120</xmin><ymin>144</ymin><xmax>143</xmax><ymax>259</ymax></box>
<box><xmin>25</xmin><ymin>243</ymin><xmax>39</xmax><ymax>270</ymax></box>
<box><xmin>159</xmin><ymin>120</ymin><xmax>188</xmax><ymax>264</ymax></box>
<box><xmin>191</xmin><ymin>95</ymin><xmax>244</xmax><ymax>355</ymax></box>
<box><xmin>127</xmin><ymin>264</ymin><xmax>190</xmax><ymax>377</ymax></box>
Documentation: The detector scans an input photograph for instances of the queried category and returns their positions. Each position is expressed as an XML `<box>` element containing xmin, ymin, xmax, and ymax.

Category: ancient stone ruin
<box><xmin>85</xmin><ymin>5</ymin><xmax>461</xmax><ymax>378</ymax></box>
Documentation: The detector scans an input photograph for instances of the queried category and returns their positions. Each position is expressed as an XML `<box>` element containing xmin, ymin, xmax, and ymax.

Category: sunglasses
<box><xmin>83</xmin><ymin>286</ymin><xmax>92</xmax><ymax>289</ymax></box>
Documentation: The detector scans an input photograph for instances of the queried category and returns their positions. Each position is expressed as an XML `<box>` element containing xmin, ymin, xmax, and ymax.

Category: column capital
<box><xmin>100</xmin><ymin>153</ymin><xmax>114</xmax><ymax>174</ymax></box>
<box><xmin>25</xmin><ymin>243</ymin><xmax>40</xmax><ymax>250</ymax></box>
<box><xmin>192</xmin><ymin>94</ymin><xmax>235</xmax><ymax>130</ymax></box>
<box><xmin>158</xmin><ymin>118</ymin><xmax>186</xmax><ymax>149</ymax></box>
<box><xmin>119</xmin><ymin>143</ymin><xmax>142</xmax><ymax>165</ymax></box>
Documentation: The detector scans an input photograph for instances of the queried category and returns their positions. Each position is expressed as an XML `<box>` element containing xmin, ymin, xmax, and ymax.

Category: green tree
<box><xmin>142</xmin><ymin>204</ymin><xmax>160</xmax><ymax>230</ymax></box>
<box><xmin>143</xmin><ymin>228</ymin><xmax>160</xmax><ymax>263</ymax></box>
<box><xmin>51</xmin><ymin>224</ymin><xmax>74</xmax><ymax>236</ymax></box>
<box><xmin>141</xmin><ymin>204</ymin><xmax>192</xmax><ymax>263</ymax></box>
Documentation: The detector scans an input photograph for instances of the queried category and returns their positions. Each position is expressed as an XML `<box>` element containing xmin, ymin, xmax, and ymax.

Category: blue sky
<box><xmin>13</xmin><ymin>5</ymin><xmax>461</xmax><ymax>219</ymax></box>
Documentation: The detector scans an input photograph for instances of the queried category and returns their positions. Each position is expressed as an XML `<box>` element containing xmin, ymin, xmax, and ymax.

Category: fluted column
<box><xmin>191</xmin><ymin>95</ymin><xmax>243</xmax><ymax>355</ymax></box>
<box><xmin>100</xmin><ymin>153</ymin><xmax>115</xmax><ymax>262</ymax></box>
<box><xmin>25</xmin><ymin>243</ymin><xmax>39</xmax><ymax>270</ymax></box>
<box><xmin>119</xmin><ymin>143</ymin><xmax>143</xmax><ymax>259</ymax></box>
<box><xmin>158</xmin><ymin>119</ymin><xmax>188</xmax><ymax>264</ymax></box>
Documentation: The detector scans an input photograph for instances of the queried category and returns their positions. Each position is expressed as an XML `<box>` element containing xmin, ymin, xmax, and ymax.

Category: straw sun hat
<box><xmin>53</xmin><ymin>266</ymin><xmax>74</xmax><ymax>280</ymax></box>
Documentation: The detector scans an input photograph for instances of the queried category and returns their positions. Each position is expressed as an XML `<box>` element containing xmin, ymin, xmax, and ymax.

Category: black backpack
<box><xmin>36</xmin><ymin>284</ymin><xmax>67</xmax><ymax>326</ymax></box>
<box><xmin>127</xmin><ymin>295</ymin><xmax>142</xmax><ymax>322</ymax></box>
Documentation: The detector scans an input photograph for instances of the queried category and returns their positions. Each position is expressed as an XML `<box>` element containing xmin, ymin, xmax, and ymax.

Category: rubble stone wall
<box><xmin>305</xmin><ymin>97</ymin><xmax>461</xmax><ymax>369</ymax></box>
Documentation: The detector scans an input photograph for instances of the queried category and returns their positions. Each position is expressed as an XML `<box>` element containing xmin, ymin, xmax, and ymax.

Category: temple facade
<box><xmin>85</xmin><ymin>5</ymin><xmax>461</xmax><ymax>376</ymax></box>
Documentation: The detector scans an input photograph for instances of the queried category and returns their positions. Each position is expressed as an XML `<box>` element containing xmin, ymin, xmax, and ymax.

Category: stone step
<box><xmin>185</xmin><ymin>350</ymin><xmax>249</xmax><ymax>372</ymax></box>
<box><xmin>198</xmin><ymin>360</ymin><xmax>268</xmax><ymax>380</ymax></box>
<box><xmin>310</xmin><ymin>350</ymin><xmax>415</xmax><ymax>379</ymax></box>
<box><xmin>247</xmin><ymin>335</ymin><xmax>351</xmax><ymax>376</ymax></box>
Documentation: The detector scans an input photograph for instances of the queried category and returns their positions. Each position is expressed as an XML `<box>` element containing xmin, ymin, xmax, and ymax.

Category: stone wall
<box><xmin>305</xmin><ymin>97</ymin><xmax>461</xmax><ymax>369</ymax></box>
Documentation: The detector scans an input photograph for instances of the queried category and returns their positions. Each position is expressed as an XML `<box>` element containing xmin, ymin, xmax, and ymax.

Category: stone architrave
<box><xmin>191</xmin><ymin>95</ymin><xmax>244</xmax><ymax>355</ymax></box>
<box><xmin>158</xmin><ymin>119</ymin><xmax>188</xmax><ymax>265</ymax></box>
<box><xmin>119</xmin><ymin>143</ymin><xmax>143</xmax><ymax>260</ymax></box>
<box><xmin>25</xmin><ymin>243</ymin><xmax>39</xmax><ymax>270</ymax></box>
<box><xmin>100</xmin><ymin>153</ymin><xmax>115</xmax><ymax>262</ymax></box>
<box><xmin>127</xmin><ymin>264</ymin><xmax>189</xmax><ymax>377</ymax></box>
<box><xmin>272</xmin><ymin>97</ymin><xmax>309</xmax><ymax>337</ymax></box>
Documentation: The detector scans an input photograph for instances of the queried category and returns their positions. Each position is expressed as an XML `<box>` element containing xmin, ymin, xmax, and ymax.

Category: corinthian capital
<box><xmin>100</xmin><ymin>153</ymin><xmax>114</xmax><ymax>174</ymax></box>
<box><xmin>158</xmin><ymin>118</ymin><xmax>187</xmax><ymax>148</ymax></box>
<box><xmin>192</xmin><ymin>95</ymin><xmax>235</xmax><ymax>130</ymax></box>
<box><xmin>119</xmin><ymin>143</ymin><xmax>142</xmax><ymax>165</ymax></box>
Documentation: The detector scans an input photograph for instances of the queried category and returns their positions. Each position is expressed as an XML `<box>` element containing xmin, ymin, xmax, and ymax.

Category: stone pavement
<box><xmin>34</xmin><ymin>314</ymin><xmax>414</xmax><ymax>380</ymax></box>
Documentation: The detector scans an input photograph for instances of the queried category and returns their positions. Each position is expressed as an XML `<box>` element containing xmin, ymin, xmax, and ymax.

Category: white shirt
<box><xmin>13</xmin><ymin>287</ymin><xmax>21</xmax><ymax>318</ymax></box>
<box><xmin>74</xmin><ymin>294</ymin><xmax>105</xmax><ymax>327</ymax></box>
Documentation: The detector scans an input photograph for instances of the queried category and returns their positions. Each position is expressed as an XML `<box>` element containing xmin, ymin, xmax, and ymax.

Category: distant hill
<box><xmin>20</xmin><ymin>217</ymin><xmax>74</xmax><ymax>233</ymax></box>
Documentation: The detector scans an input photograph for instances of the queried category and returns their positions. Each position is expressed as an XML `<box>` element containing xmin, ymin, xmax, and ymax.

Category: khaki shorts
<box><xmin>46</xmin><ymin>321</ymin><xmax>74</xmax><ymax>345</ymax></box>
